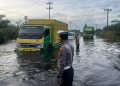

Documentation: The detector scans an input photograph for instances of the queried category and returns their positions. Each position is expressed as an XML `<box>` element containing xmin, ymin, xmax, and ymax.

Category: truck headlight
<box><xmin>37</xmin><ymin>44</ymin><xmax>43</xmax><ymax>48</ymax></box>
<box><xmin>16</xmin><ymin>43</ymin><xmax>21</xmax><ymax>47</ymax></box>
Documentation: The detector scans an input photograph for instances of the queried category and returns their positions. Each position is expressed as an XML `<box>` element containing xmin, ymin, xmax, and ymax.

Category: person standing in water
<box><xmin>75</xmin><ymin>34</ymin><xmax>80</xmax><ymax>51</ymax></box>
<box><xmin>57</xmin><ymin>32</ymin><xmax>74</xmax><ymax>86</ymax></box>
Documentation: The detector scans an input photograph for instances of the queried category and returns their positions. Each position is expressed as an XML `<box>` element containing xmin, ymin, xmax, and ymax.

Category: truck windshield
<box><xmin>19</xmin><ymin>26</ymin><xmax>44</xmax><ymax>39</ymax></box>
<box><xmin>69</xmin><ymin>33</ymin><xmax>73</xmax><ymax>36</ymax></box>
<box><xmin>84</xmin><ymin>28</ymin><xmax>94</xmax><ymax>34</ymax></box>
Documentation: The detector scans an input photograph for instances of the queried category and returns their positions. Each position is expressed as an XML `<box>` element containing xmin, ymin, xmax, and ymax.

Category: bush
<box><xmin>0</xmin><ymin>28</ymin><xmax>19</xmax><ymax>44</ymax></box>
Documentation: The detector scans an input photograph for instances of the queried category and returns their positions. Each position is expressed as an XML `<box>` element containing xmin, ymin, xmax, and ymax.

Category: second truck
<box><xmin>83</xmin><ymin>24</ymin><xmax>94</xmax><ymax>39</ymax></box>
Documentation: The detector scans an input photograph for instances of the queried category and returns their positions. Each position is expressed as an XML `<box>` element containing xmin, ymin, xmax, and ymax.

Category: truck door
<box><xmin>44</xmin><ymin>29</ymin><xmax>50</xmax><ymax>50</ymax></box>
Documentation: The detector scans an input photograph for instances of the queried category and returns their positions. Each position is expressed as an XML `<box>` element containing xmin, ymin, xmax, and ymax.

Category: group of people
<box><xmin>57</xmin><ymin>32</ymin><xmax>80</xmax><ymax>86</ymax></box>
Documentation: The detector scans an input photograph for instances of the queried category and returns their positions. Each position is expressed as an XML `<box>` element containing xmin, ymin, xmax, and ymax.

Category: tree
<box><xmin>0</xmin><ymin>15</ymin><xmax>10</xmax><ymax>28</ymax></box>
<box><xmin>0</xmin><ymin>14</ymin><xmax>5</xmax><ymax>20</ymax></box>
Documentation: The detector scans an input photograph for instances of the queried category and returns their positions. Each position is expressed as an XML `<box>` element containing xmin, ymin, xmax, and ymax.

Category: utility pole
<box><xmin>47</xmin><ymin>1</ymin><xmax>53</xmax><ymax>19</ymax></box>
<box><xmin>69</xmin><ymin>21</ymin><xmax>72</xmax><ymax>30</ymax></box>
<box><xmin>104</xmin><ymin>9</ymin><xmax>112</xmax><ymax>27</ymax></box>
<box><xmin>95</xmin><ymin>24</ymin><xmax>98</xmax><ymax>30</ymax></box>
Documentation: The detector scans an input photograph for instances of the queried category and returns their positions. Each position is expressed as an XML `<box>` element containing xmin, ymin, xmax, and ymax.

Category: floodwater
<box><xmin>0</xmin><ymin>37</ymin><xmax>120</xmax><ymax>86</ymax></box>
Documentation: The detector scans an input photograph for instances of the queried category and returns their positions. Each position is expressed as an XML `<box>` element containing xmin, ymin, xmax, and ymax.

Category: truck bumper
<box><xmin>16</xmin><ymin>47</ymin><xmax>41</xmax><ymax>52</ymax></box>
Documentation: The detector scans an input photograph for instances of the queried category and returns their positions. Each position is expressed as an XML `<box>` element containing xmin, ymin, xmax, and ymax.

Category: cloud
<box><xmin>0</xmin><ymin>0</ymin><xmax>120</xmax><ymax>29</ymax></box>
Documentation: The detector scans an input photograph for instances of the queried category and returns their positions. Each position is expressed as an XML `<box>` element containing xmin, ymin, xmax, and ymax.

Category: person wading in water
<box><xmin>57</xmin><ymin>32</ymin><xmax>74</xmax><ymax>86</ymax></box>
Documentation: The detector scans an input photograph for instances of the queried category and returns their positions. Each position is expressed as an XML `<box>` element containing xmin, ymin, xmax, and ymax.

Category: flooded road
<box><xmin>0</xmin><ymin>37</ymin><xmax>120</xmax><ymax>86</ymax></box>
<box><xmin>73</xmin><ymin>37</ymin><xmax>120</xmax><ymax>86</ymax></box>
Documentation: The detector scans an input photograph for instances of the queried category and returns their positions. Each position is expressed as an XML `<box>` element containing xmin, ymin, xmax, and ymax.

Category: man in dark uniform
<box><xmin>75</xmin><ymin>34</ymin><xmax>80</xmax><ymax>51</ymax></box>
<box><xmin>57</xmin><ymin>32</ymin><xmax>74</xmax><ymax>86</ymax></box>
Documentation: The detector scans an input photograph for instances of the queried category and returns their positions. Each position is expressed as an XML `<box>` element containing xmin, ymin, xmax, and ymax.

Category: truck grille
<box><xmin>20</xmin><ymin>43</ymin><xmax>36</xmax><ymax>48</ymax></box>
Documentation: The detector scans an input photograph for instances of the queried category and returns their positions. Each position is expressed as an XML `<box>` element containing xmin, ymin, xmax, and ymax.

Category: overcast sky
<box><xmin>0</xmin><ymin>0</ymin><xmax>120</xmax><ymax>30</ymax></box>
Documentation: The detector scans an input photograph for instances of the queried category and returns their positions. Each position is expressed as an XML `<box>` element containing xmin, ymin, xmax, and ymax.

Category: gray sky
<box><xmin>0</xmin><ymin>0</ymin><xmax>120</xmax><ymax>30</ymax></box>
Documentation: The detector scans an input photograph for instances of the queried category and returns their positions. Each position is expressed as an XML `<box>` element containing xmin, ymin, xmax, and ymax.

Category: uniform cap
<box><xmin>59</xmin><ymin>32</ymin><xmax>68</xmax><ymax>40</ymax></box>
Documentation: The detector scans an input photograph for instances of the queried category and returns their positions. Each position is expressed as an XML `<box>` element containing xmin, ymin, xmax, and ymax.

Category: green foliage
<box><xmin>97</xmin><ymin>22</ymin><xmax>120</xmax><ymax>41</ymax></box>
<box><xmin>95</xmin><ymin>29</ymin><xmax>103</xmax><ymax>36</ymax></box>
<box><xmin>0</xmin><ymin>14</ymin><xmax>10</xmax><ymax>28</ymax></box>
<box><xmin>0</xmin><ymin>14</ymin><xmax>19</xmax><ymax>44</ymax></box>
<box><xmin>0</xmin><ymin>28</ymin><xmax>19</xmax><ymax>44</ymax></box>
<box><xmin>0</xmin><ymin>29</ymin><xmax>9</xmax><ymax>43</ymax></box>
<box><xmin>103</xmin><ymin>22</ymin><xmax>120</xmax><ymax>31</ymax></box>
<box><xmin>0</xmin><ymin>19</ymin><xmax>10</xmax><ymax>28</ymax></box>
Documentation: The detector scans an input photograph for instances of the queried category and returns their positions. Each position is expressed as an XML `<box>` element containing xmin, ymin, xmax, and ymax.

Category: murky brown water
<box><xmin>0</xmin><ymin>37</ymin><xmax>120</xmax><ymax>86</ymax></box>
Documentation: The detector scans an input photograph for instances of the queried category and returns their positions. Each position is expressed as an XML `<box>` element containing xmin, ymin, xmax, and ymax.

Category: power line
<box><xmin>36</xmin><ymin>0</ymin><xmax>46</xmax><ymax>7</ymax></box>
<box><xmin>47</xmin><ymin>1</ymin><xmax>53</xmax><ymax>19</ymax></box>
<box><xmin>31</xmin><ymin>0</ymin><xmax>46</xmax><ymax>8</ymax></box>
<box><xmin>37</xmin><ymin>0</ymin><xmax>46</xmax><ymax>6</ymax></box>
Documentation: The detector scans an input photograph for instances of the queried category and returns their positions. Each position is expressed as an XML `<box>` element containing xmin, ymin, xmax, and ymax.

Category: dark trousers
<box><xmin>76</xmin><ymin>45</ymin><xmax>79</xmax><ymax>51</ymax></box>
<box><xmin>60</xmin><ymin>67</ymin><xmax>74</xmax><ymax>86</ymax></box>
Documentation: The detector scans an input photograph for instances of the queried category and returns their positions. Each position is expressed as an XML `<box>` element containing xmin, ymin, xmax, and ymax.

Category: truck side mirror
<box><xmin>44</xmin><ymin>29</ymin><xmax>50</xmax><ymax>38</ymax></box>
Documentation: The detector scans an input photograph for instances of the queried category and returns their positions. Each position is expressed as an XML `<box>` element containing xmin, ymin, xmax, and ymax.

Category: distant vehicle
<box><xmin>68</xmin><ymin>32</ymin><xmax>75</xmax><ymax>40</ymax></box>
<box><xmin>83</xmin><ymin>24</ymin><xmax>94</xmax><ymax>39</ymax></box>
<box><xmin>16</xmin><ymin>19</ymin><xmax>68</xmax><ymax>52</ymax></box>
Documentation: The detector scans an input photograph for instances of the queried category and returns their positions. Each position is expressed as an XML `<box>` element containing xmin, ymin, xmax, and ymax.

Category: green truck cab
<box><xmin>16</xmin><ymin>19</ymin><xmax>68</xmax><ymax>52</ymax></box>
<box><xmin>83</xmin><ymin>24</ymin><xmax>94</xmax><ymax>39</ymax></box>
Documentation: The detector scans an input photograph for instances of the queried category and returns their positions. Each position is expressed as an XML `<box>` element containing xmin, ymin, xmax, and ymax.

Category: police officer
<box><xmin>57</xmin><ymin>32</ymin><xmax>74</xmax><ymax>86</ymax></box>
<box><xmin>75</xmin><ymin>34</ymin><xmax>80</xmax><ymax>51</ymax></box>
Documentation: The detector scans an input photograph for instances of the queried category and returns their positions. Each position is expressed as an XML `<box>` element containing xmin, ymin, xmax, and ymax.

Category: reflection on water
<box><xmin>73</xmin><ymin>36</ymin><xmax>120</xmax><ymax>86</ymax></box>
<box><xmin>17</xmin><ymin>47</ymin><xmax>59</xmax><ymax>68</ymax></box>
<box><xmin>0</xmin><ymin>41</ymin><xmax>58</xmax><ymax>86</ymax></box>
<box><xmin>0</xmin><ymin>38</ymin><xmax>120</xmax><ymax>86</ymax></box>
<box><xmin>83</xmin><ymin>38</ymin><xmax>95</xmax><ymax>48</ymax></box>
<box><xmin>15</xmin><ymin>51</ymin><xmax>58</xmax><ymax>86</ymax></box>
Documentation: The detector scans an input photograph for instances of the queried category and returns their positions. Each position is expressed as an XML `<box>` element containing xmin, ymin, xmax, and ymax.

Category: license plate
<box><xmin>23</xmin><ymin>49</ymin><xmax>31</xmax><ymax>51</ymax></box>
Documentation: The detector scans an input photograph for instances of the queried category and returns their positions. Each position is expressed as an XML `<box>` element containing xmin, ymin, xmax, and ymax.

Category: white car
<box><xmin>68</xmin><ymin>36</ymin><xmax>75</xmax><ymax>40</ymax></box>
<box><xmin>68</xmin><ymin>32</ymin><xmax>75</xmax><ymax>40</ymax></box>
